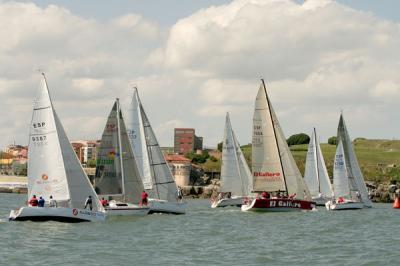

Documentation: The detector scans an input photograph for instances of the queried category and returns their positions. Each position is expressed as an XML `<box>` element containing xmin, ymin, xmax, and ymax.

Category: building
<box><xmin>71</xmin><ymin>140</ymin><xmax>98</xmax><ymax>165</ymax></box>
<box><xmin>174</xmin><ymin>128</ymin><xmax>203</xmax><ymax>155</ymax></box>
<box><xmin>165</xmin><ymin>154</ymin><xmax>192</xmax><ymax>187</ymax></box>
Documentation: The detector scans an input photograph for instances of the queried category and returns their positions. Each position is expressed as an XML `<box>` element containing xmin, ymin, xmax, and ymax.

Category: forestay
<box><xmin>220</xmin><ymin>113</ymin><xmax>252</xmax><ymax>196</ymax></box>
<box><xmin>337</xmin><ymin>114</ymin><xmax>372</xmax><ymax>207</ymax></box>
<box><xmin>28</xmin><ymin>75</ymin><xmax>103</xmax><ymax>212</ymax></box>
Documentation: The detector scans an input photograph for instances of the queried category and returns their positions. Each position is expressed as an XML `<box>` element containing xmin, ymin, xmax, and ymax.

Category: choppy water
<box><xmin>0</xmin><ymin>193</ymin><xmax>399</xmax><ymax>266</ymax></box>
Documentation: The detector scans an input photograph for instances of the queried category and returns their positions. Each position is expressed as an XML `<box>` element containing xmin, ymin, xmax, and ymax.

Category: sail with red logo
<box><xmin>9</xmin><ymin>73</ymin><xmax>105</xmax><ymax>222</ymax></box>
<box><xmin>241</xmin><ymin>80</ymin><xmax>316</xmax><ymax>212</ymax></box>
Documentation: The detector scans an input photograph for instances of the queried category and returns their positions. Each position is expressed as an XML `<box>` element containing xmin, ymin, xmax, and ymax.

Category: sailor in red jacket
<box><xmin>29</xmin><ymin>195</ymin><xmax>38</xmax><ymax>207</ymax></box>
<box><xmin>140</xmin><ymin>191</ymin><xmax>148</xmax><ymax>207</ymax></box>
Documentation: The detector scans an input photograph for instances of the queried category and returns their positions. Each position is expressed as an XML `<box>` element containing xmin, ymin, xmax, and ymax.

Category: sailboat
<box><xmin>211</xmin><ymin>113</ymin><xmax>252</xmax><ymax>208</ymax></box>
<box><xmin>304</xmin><ymin>128</ymin><xmax>333</xmax><ymax>206</ymax></box>
<box><xmin>94</xmin><ymin>99</ymin><xmax>149</xmax><ymax>216</ymax></box>
<box><xmin>325</xmin><ymin>114</ymin><xmax>372</xmax><ymax>210</ymax></box>
<box><xmin>125</xmin><ymin>88</ymin><xmax>186</xmax><ymax>214</ymax></box>
<box><xmin>9</xmin><ymin>73</ymin><xmax>105</xmax><ymax>222</ymax></box>
<box><xmin>241</xmin><ymin>80</ymin><xmax>315</xmax><ymax>212</ymax></box>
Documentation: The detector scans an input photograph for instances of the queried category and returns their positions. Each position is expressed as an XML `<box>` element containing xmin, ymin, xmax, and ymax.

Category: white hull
<box><xmin>312</xmin><ymin>195</ymin><xmax>331</xmax><ymax>206</ymax></box>
<box><xmin>149</xmin><ymin>199</ymin><xmax>186</xmax><ymax>215</ymax></box>
<box><xmin>105</xmin><ymin>201</ymin><xmax>149</xmax><ymax>216</ymax></box>
<box><xmin>211</xmin><ymin>197</ymin><xmax>244</xmax><ymax>208</ymax></box>
<box><xmin>325</xmin><ymin>200</ymin><xmax>364</xmax><ymax>210</ymax></box>
<box><xmin>9</xmin><ymin>206</ymin><xmax>105</xmax><ymax>222</ymax></box>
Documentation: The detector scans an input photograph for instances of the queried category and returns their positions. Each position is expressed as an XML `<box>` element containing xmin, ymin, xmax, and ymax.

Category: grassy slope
<box><xmin>198</xmin><ymin>139</ymin><xmax>400</xmax><ymax>183</ymax></box>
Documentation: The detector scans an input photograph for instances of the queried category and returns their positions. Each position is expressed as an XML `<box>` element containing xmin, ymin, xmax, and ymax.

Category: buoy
<box><xmin>393</xmin><ymin>197</ymin><xmax>400</xmax><ymax>209</ymax></box>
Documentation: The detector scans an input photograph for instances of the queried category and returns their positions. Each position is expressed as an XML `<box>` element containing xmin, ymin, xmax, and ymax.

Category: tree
<box><xmin>185</xmin><ymin>151</ymin><xmax>210</xmax><ymax>164</ymax></box>
<box><xmin>328</xmin><ymin>136</ymin><xmax>337</xmax><ymax>145</ymax></box>
<box><xmin>286</xmin><ymin>133</ymin><xmax>310</xmax><ymax>146</ymax></box>
<box><xmin>217</xmin><ymin>142</ymin><xmax>223</xmax><ymax>152</ymax></box>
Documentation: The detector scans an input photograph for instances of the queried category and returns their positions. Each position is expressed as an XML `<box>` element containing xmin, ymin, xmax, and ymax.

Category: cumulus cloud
<box><xmin>1</xmin><ymin>0</ymin><xmax>400</xmax><ymax>150</ymax></box>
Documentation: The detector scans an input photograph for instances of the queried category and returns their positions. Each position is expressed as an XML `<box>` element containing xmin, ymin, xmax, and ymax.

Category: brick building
<box><xmin>174</xmin><ymin>128</ymin><xmax>203</xmax><ymax>155</ymax></box>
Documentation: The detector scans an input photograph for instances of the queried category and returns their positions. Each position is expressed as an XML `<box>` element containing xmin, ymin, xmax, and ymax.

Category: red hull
<box><xmin>242</xmin><ymin>198</ymin><xmax>316</xmax><ymax>212</ymax></box>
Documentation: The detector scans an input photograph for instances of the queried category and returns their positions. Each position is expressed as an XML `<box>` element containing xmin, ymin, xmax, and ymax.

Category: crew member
<box><xmin>84</xmin><ymin>195</ymin><xmax>93</xmax><ymax>210</ymax></box>
<box><xmin>38</xmin><ymin>196</ymin><xmax>45</xmax><ymax>207</ymax></box>
<box><xmin>176</xmin><ymin>187</ymin><xmax>183</xmax><ymax>203</ymax></box>
<box><xmin>49</xmin><ymin>195</ymin><xmax>57</xmax><ymax>207</ymax></box>
<box><xmin>140</xmin><ymin>191</ymin><xmax>148</xmax><ymax>207</ymax></box>
<box><xmin>29</xmin><ymin>195</ymin><xmax>38</xmax><ymax>207</ymax></box>
<box><xmin>100</xmin><ymin>197</ymin><xmax>108</xmax><ymax>207</ymax></box>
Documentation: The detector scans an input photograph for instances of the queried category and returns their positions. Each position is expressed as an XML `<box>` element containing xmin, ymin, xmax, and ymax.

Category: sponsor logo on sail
<box><xmin>253</xmin><ymin>172</ymin><xmax>281</xmax><ymax>181</ymax></box>
<box><xmin>41</xmin><ymin>174</ymin><xmax>48</xmax><ymax>181</ymax></box>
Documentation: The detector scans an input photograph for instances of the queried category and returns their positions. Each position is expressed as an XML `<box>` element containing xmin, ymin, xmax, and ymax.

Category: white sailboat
<box><xmin>94</xmin><ymin>99</ymin><xmax>149</xmax><ymax>216</ymax></box>
<box><xmin>211</xmin><ymin>113</ymin><xmax>252</xmax><ymax>208</ymax></box>
<box><xmin>9</xmin><ymin>73</ymin><xmax>105</xmax><ymax>222</ymax></box>
<box><xmin>325</xmin><ymin>114</ymin><xmax>372</xmax><ymax>210</ymax></box>
<box><xmin>304</xmin><ymin>128</ymin><xmax>333</xmax><ymax>206</ymax></box>
<box><xmin>125</xmin><ymin>88</ymin><xmax>186</xmax><ymax>214</ymax></box>
<box><xmin>241</xmin><ymin>80</ymin><xmax>316</xmax><ymax>212</ymax></box>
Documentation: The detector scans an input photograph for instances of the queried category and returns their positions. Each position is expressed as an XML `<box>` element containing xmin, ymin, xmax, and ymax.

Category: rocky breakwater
<box><xmin>367</xmin><ymin>181</ymin><xmax>400</xmax><ymax>203</ymax></box>
<box><xmin>181</xmin><ymin>175</ymin><xmax>220</xmax><ymax>199</ymax></box>
<box><xmin>0</xmin><ymin>175</ymin><xmax>28</xmax><ymax>194</ymax></box>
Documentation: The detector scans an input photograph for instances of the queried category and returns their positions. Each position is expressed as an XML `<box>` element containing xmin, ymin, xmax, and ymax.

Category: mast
<box><xmin>261</xmin><ymin>79</ymin><xmax>288</xmax><ymax>194</ymax></box>
<box><xmin>314</xmin><ymin>127</ymin><xmax>321</xmax><ymax>193</ymax></box>
<box><xmin>115</xmin><ymin>98</ymin><xmax>126</xmax><ymax>201</ymax></box>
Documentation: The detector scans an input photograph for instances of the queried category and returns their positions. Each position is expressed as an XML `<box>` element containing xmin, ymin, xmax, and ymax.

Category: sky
<box><xmin>1</xmin><ymin>0</ymin><xmax>400</xmax><ymax>149</ymax></box>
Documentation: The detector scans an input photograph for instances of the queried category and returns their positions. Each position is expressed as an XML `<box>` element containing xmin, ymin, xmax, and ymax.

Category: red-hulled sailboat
<box><xmin>241</xmin><ymin>80</ymin><xmax>316</xmax><ymax>212</ymax></box>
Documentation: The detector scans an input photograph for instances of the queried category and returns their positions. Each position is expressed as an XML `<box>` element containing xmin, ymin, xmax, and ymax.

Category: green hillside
<box><xmin>199</xmin><ymin>139</ymin><xmax>400</xmax><ymax>183</ymax></box>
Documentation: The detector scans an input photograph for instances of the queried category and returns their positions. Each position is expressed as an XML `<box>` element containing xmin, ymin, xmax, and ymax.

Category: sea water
<box><xmin>0</xmin><ymin>193</ymin><xmax>398</xmax><ymax>265</ymax></box>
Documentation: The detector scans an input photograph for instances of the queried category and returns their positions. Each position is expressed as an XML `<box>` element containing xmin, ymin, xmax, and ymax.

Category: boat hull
<box><xmin>9</xmin><ymin>207</ymin><xmax>105</xmax><ymax>222</ymax></box>
<box><xmin>325</xmin><ymin>200</ymin><xmax>364</xmax><ymax>210</ymax></box>
<box><xmin>148</xmin><ymin>199</ymin><xmax>186</xmax><ymax>215</ymax></box>
<box><xmin>105</xmin><ymin>206</ymin><xmax>149</xmax><ymax>216</ymax></box>
<box><xmin>211</xmin><ymin>197</ymin><xmax>244</xmax><ymax>208</ymax></box>
<box><xmin>312</xmin><ymin>196</ymin><xmax>331</xmax><ymax>206</ymax></box>
<box><xmin>241</xmin><ymin>198</ymin><xmax>316</xmax><ymax>212</ymax></box>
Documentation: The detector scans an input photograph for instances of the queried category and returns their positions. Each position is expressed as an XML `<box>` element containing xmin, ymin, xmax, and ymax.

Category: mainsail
<box><xmin>28</xmin><ymin>74</ymin><xmax>103</xmax><ymax>212</ymax></box>
<box><xmin>95</xmin><ymin>99</ymin><xmax>144</xmax><ymax>204</ymax></box>
<box><xmin>337</xmin><ymin>114</ymin><xmax>372</xmax><ymax>207</ymax></box>
<box><xmin>304</xmin><ymin>128</ymin><xmax>332</xmax><ymax>197</ymax></box>
<box><xmin>252</xmin><ymin>80</ymin><xmax>310</xmax><ymax>199</ymax></box>
<box><xmin>220</xmin><ymin>113</ymin><xmax>252</xmax><ymax>196</ymax></box>
<box><xmin>126</xmin><ymin>89</ymin><xmax>178</xmax><ymax>202</ymax></box>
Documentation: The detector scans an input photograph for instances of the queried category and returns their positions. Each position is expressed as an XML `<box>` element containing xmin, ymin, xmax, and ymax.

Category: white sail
<box><xmin>220</xmin><ymin>113</ymin><xmax>252</xmax><ymax>196</ymax></box>
<box><xmin>252</xmin><ymin>81</ymin><xmax>310</xmax><ymax>199</ymax></box>
<box><xmin>337</xmin><ymin>114</ymin><xmax>372</xmax><ymax>207</ymax></box>
<box><xmin>28</xmin><ymin>74</ymin><xmax>103</xmax><ymax>212</ymax></box>
<box><xmin>126</xmin><ymin>89</ymin><xmax>178</xmax><ymax>202</ymax></box>
<box><xmin>304</xmin><ymin>128</ymin><xmax>332</xmax><ymax>197</ymax></box>
<box><xmin>95</xmin><ymin>100</ymin><xmax>144</xmax><ymax>204</ymax></box>
<box><xmin>125</xmin><ymin>90</ymin><xmax>152</xmax><ymax>190</ymax></box>
<box><xmin>333</xmin><ymin>140</ymin><xmax>350</xmax><ymax>198</ymax></box>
